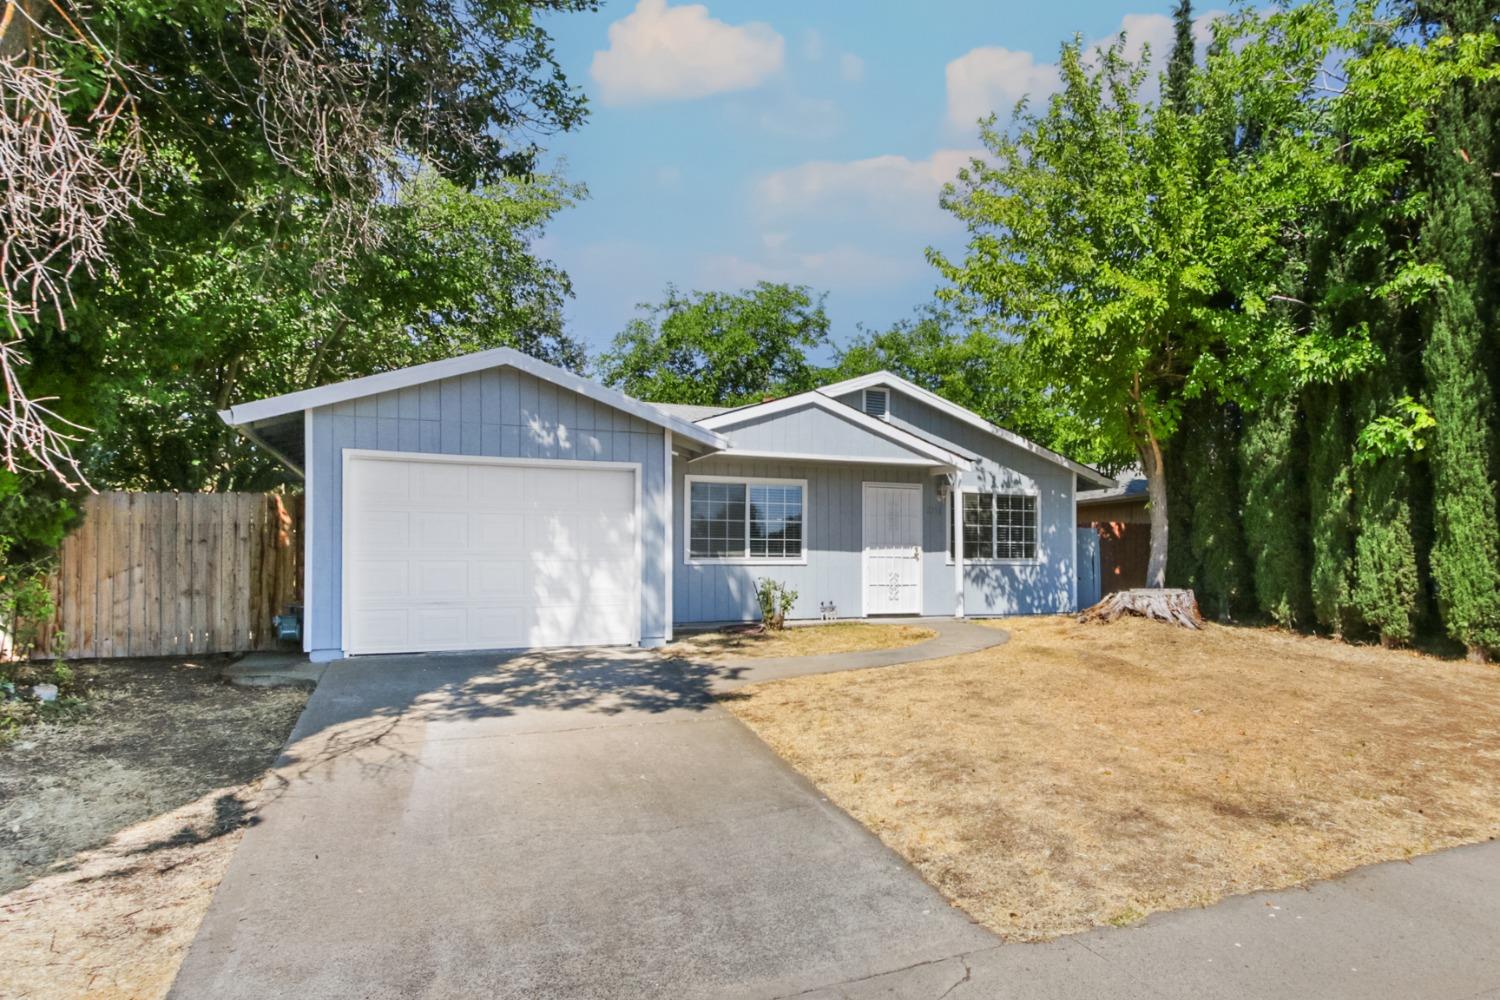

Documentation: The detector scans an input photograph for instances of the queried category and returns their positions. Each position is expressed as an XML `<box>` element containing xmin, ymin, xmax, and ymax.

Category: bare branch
<box><xmin>0</xmin><ymin>2</ymin><xmax>143</xmax><ymax>485</ymax></box>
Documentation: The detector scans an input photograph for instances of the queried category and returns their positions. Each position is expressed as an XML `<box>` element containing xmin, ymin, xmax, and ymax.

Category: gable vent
<box><xmin>862</xmin><ymin>388</ymin><xmax>889</xmax><ymax>418</ymax></box>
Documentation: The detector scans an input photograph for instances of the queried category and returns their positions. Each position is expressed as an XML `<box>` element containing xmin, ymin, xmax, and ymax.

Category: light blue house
<box><xmin>220</xmin><ymin>349</ymin><xmax>1112</xmax><ymax>661</ymax></box>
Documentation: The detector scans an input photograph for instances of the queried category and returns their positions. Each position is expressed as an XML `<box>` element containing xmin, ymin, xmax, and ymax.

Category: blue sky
<box><xmin>536</xmin><ymin>0</ymin><xmax>1214</xmax><ymax>360</ymax></box>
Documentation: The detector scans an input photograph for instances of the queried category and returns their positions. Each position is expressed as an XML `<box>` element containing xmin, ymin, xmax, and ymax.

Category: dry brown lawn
<box><xmin>723</xmin><ymin>615</ymin><xmax>1500</xmax><ymax>941</ymax></box>
<box><xmin>662</xmin><ymin>622</ymin><xmax>934</xmax><ymax>660</ymax></box>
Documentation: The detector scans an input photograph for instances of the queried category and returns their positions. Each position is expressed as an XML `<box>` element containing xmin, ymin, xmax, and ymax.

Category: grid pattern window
<box><xmin>689</xmin><ymin>479</ymin><xmax>804</xmax><ymax>560</ymax></box>
<box><xmin>689</xmin><ymin>481</ymin><xmax>746</xmax><ymax>558</ymax></box>
<box><xmin>992</xmin><ymin>493</ymin><xmax>1037</xmax><ymax>559</ymax></box>
<box><xmin>749</xmin><ymin>485</ymin><xmax>803</xmax><ymax>558</ymax></box>
<box><xmin>950</xmin><ymin>492</ymin><xmax>1038</xmax><ymax>560</ymax></box>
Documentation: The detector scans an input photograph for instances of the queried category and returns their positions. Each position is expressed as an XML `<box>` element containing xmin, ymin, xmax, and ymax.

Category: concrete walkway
<box><xmin>700</xmin><ymin>617</ymin><xmax>1008</xmax><ymax>688</ymax></box>
<box><xmin>793</xmin><ymin>839</ymin><xmax>1500</xmax><ymax>999</ymax></box>
<box><xmin>171</xmin><ymin>629</ymin><xmax>1500</xmax><ymax>1000</ymax></box>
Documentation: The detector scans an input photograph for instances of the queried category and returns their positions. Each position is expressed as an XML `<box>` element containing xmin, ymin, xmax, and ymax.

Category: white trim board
<box><xmin>218</xmin><ymin>346</ymin><xmax>725</xmax><ymax>451</ymax></box>
<box><xmin>662</xmin><ymin>429</ymin><xmax>673</xmax><ymax>644</ymax></box>
<box><xmin>943</xmin><ymin>485</ymin><xmax>1042</xmax><ymax>566</ymax></box>
<box><xmin>816</xmin><ymin>370</ymin><xmax>1115</xmax><ymax>488</ymax></box>
<box><xmin>686</xmin><ymin>448</ymin><xmax>945</xmax><ymax>467</ymax></box>
<box><xmin>302</xmin><ymin>409</ymin><xmax>315</xmax><ymax>653</ymax></box>
<box><xmin>697</xmin><ymin>392</ymin><xmax>971</xmax><ymax>471</ymax></box>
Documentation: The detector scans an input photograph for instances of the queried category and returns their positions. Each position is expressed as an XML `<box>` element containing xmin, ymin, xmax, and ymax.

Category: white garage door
<box><xmin>343</xmin><ymin>453</ymin><xmax>640</xmax><ymax>654</ymax></box>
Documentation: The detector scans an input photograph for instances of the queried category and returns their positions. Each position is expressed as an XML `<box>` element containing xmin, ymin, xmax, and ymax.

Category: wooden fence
<box><xmin>37</xmin><ymin>492</ymin><xmax>303</xmax><ymax>659</ymax></box>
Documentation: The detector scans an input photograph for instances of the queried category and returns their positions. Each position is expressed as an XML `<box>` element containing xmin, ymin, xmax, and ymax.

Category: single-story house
<box><xmin>219</xmin><ymin>349</ymin><xmax>1113</xmax><ymax>661</ymax></box>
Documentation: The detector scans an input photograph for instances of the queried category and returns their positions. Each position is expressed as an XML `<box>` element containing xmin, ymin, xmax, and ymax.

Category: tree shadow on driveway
<box><xmin>263</xmin><ymin>647</ymin><xmax>752</xmax><ymax>793</ymax></box>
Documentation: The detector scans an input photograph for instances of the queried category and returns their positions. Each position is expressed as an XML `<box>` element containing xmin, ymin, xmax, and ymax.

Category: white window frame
<box><xmin>862</xmin><ymin>387</ymin><xmax>890</xmax><ymax>418</ymax></box>
<box><xmin>945</xmin><ymin>487</ymin><xmax>1040</xmax><ymax>565</ymax></box>
<box><xmin>684</xmin><ymin>474</ymin><xmax>809</xmax><ymax>566</ymax></box>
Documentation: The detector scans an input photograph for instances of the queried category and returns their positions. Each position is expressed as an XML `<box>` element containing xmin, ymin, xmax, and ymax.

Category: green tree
<box><xmin>1414</xmin><ymin>0</ymin><xmax>1500</xmax><ymax>660</ymax></box>
<box><xmin>1165</xmin><ymin>0</ymin><xmax>1196</xmax><ymax>110</ymax></box>
<box><xmin>934</xmin><ymin>2</ymin><xmax>1491</xmax><ymax>592</ymax></box>
<box><xmin>1239</xmin><ymin>393</ymin><xmax>1311</xmax><ymax>626</ymax></box>
<box><xmin>597</xmin><ymin>284</ymin><xmax>830</xmax><ymax>405</ymax></box>
<box><xmin>1304</xmin><ymin>383</ymin><xmax>1359</xmax><ymax>636</ymax></box>
<box><xmin>83</xmin><ymin>171</ymin><xmax>583</xmax><ymax>492</ymax></box>
<box><xmin>1180</xmin><ymin>399</ymin><xmax>1254</xmax><ymax>620</ymax></box>
<box><xmin>933</xmin><ymin>15</ymin><xmax>1331</xmax><ymax>588</ymax></box>
<box><xmin>4</xmin><ymin>0</ymin><xmax>597</xmax><ymax>483</ymax></box>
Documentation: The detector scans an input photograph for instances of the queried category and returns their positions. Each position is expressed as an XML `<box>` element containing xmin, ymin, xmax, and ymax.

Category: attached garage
<box><xmin>343</xmin><ymin>453</ymin><xmax>641</xmax><ymax>654</ymax></box>
<box><xmin>216</xmin><ymin>348</ymin><xmax>726</xmax><ymax>661</ymax></box>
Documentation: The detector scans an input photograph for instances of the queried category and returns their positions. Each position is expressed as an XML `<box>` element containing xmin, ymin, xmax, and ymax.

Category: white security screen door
<box><xmin>343</xmin><ymin>453</ymin><xmax>639</xmax><ymax>654</ymax></box>
<box><xmin>862</xmin><ymin>483</ymin><xmax>923</xmax><ymax>615</ymax></box>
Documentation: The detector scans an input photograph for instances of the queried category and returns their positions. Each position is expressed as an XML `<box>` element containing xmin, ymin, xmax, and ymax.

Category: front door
<box><xmin>862</xmin><ymin>483</ymin><xmax>922</xmax><ymax>615</ymax></box>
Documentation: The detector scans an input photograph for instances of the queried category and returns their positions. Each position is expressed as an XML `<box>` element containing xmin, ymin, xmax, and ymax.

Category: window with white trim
<box><xmin>862</xmin><ymin>388</ymin><xmax>889</xmax><ymax>417</ymax></box>
<box><xmin>688</xmin><ymin>478</ymin><xmax>804</xmax><ymax>560</ymax></box>
<box><xmin>948</xmin><ymin>491</ymin><xmax>1037</xmax><ymax>560</ymax></box>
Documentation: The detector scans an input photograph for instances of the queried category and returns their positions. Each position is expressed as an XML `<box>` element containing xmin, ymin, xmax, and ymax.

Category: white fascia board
<box><xmin>815</xmin><ymin>371</ymin><xmax>1115</xmax><ymax>488</ymax></box>
<box><xmin>697</xmin><ymin>392</ymin><xmax>971</xmax><ymax>470</ymax></box>
<box><xmin>687</xmin><ymin>448</ymin><xmax>954</xmax><ymax>468</ymax></box>
<box><xmin>216</xmin><ymin>347</ymin><xmax>726</xmax><ymax>451</ymax></box>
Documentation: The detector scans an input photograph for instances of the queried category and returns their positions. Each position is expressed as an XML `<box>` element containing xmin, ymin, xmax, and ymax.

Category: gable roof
<box><xmin>217</xmin><ymin>347</ymin><xmax>725</xmax><ymax>451</ymax></box>
<box><xmin>697</xmin><ymin>392</ymin><xmax>973</xmax><ymax>470</ymax></box>
<box><xmin>815</xmin><ymin>371</ymin><xmax>1115</xmax><ymax>488</ymax></box>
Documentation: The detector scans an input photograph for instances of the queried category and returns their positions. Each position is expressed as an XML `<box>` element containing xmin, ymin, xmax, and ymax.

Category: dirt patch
<box><xmin>1</xmin><ymin>656</ymin><xmax>307</xmax><ymax>894</ymax></box>
<box><xmin>0</xmin><ymin>782</ymin><xmax>273</xmax><ymax>1000</ymax></box>
<box><xmin>0</xmin><ymin>656</ymin><xmax>306</xmax><ymax>1000</ymax></box>
<box><xmin>662</xmin><ymin>623</ymin><xmax>935</xmax><ymax>661</ymax></box>
<box><xmin>724</xmin><ymin>615</ymin><xmax>1500</xmax><ymax>941</ymax></box>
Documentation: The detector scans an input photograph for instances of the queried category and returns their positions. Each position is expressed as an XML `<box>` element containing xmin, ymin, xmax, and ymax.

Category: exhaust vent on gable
<box><xmin>861</xmin><ymin>388</ymin><xmax>889</xmax><ymax>418</ymax></box>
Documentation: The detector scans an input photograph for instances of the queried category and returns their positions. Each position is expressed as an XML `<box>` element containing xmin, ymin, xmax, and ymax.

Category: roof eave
<box><xmin>698</xmin><ymin>391</ymin><xmax>972</xmax><ymax>470</ymax></box>
<box><xmin>814</xmin><ymin>371</ymin><xmax>1115</xmax><ymax>488</ymax></box>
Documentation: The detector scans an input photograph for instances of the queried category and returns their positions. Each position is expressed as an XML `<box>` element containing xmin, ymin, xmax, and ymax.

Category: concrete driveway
<box><xmin>168</xmin><ymin>642</ymin><xmax>998</xmax><ymax>1000</ymax></box>
<box><xmin>171</xmin><ymin>631</ymin><xmax>1500</xmax><ymax>1000</ymax></box>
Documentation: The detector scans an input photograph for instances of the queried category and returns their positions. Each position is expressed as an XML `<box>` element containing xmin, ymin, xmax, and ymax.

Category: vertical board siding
<box><xmin>37</xmin><ymin>492</ymin><xmax>303</xmax><ymax>659</ymax></box>
<box><xmin>674</xmin><ymin>456</ymin><xmax>927</xmax><ymax>623</ymax></box>
<box><xmin>829</xmin><ymin>386</ymin><xmax>1078</xmax><ymax>615</ymax></box>
<box><xmin>722</xmin><ymin>404</ymin><xmax>930</xmax><ymax>461</ymax></box>
<box><xmin>307</xmin><ymin>368</ymin><xmax>669</xmax><ymax>654</ymax></box>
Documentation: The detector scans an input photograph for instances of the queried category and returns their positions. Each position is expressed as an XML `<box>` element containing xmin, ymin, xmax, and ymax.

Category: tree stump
<box><xmin>1078</xmin><ymin>589</ymin><xmax>1204</xmax><ymax>630</ymax></box>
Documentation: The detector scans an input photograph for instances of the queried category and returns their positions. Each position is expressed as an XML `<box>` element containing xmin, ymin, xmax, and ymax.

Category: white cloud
<box><xmin>945</xmin><ymin>47</ymin><xmax>1059</xmax><ymax>129</ymax></box>
<box><xmin>944</xmin><ymin>10</ymin><xmax>1223</xmax><ymax>130</ymax></box>
<box><xmin>699</xmin><ymin>243</ymin><xmax>923</xmax><ymax>292</ymax></box>
<box><xmin>590</xmin><ymin>0</ymin><xmax>785</xmax><ymax>106</ymax></box>
<box><xmin>755</xmin><ymin>149</ymin><xmax>982</xmax><ymax>231</ymax></box>
<box><xmin>839</xmin><ymin>52</ymin><xmax>866</xmax><ymax>82</ymax></box>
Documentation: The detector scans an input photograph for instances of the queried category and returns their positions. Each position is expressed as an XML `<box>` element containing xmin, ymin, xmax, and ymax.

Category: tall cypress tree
<box><xmin>1181</xmin><ymin>398</ymin><xmax>1254</xmax><ymax>620</ymax></box>
<box><xmin>1165</xmin><ymin>0</ymin><xmax>1196</xmax><ymax>110</ymax></box>
<box><xmin>1240</xmin><ymin>393</ymin><xmax>1311</xmax><ymax>626</ymax></box>
<box><xmin>1304</xmin><ymin>383</ymin><xmax>1358</xmax><ymax>636</ymax></box>
<box><xmin>1351</xmin><ymin>306</ymin><xmax>1425</xmax><ymax>646</ymax></box>
<box><xmin>1163</xmin><ymin>438</ymin><xmax>1200</xmax><ymax>592</ymax></box>
<box><xmin>1415</xmin><ymin>0</ymin><xmax>1500</xmax><ymax>661</ymax></box>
